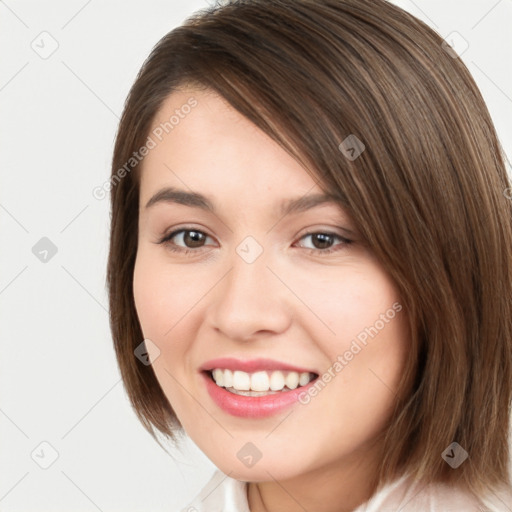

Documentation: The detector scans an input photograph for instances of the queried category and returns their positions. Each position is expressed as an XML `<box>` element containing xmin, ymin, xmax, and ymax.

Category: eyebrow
<box><xmin>144</xmin><ymin>186</ymin><xmax>344</xmax><ymax>217</ymax></box>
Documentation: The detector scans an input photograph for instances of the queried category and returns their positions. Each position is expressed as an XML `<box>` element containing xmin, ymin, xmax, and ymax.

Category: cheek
<box><xmin>291</xmin><ymin>265</ymin><xmax>400</xmax><ymax>342</ymax></box>
<box><xmin>296</xmin><ymin>266</ymin><xmax>409</xmax><ymax>418</ymax></box>
<box><xmin>132</xmin><ymin>248</ymin><xmax>216</xmax><ymax>403</ymax></box>
<box><xmin>132</xmin><ymin>248</ymin><xmax>206</xmax><ymax>338</ymax></box>
<box><xmin>132</xmin><ymin>251</ymin><xmax>198</xmax><ymax>414</ymax></box>
<box><xmin>133</xmin><ymin>252</ymin><xmax>163</xmax><ymax>339</ymax></box>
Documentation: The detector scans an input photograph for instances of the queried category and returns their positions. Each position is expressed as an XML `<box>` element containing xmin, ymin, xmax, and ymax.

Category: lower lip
<box><xmin>201</xmin><ymin>371</ymin><xmax>317</xmax><ymax>418</ymax></box>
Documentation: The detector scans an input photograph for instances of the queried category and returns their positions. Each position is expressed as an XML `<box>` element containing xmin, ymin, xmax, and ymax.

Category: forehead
<box><xmin>139</xmin><ymin>88</ymin><xmax>333</xmax><ymax>210</ymax></box>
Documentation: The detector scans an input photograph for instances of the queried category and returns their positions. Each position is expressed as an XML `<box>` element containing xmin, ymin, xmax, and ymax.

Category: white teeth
<box><xmin>233</xmin><ymin>370</ymin><xmax>251</xmax><ymax>390</ymax></box>
<box><xmin>285</xmin><ymin>372</ymin><xmax>299</xmax><ymax>390</ymax></box>
<box><xmin>269</xmin><ymin>371</ymin><xmax>285</xmax><ymax>391</ymax></box>
<box><xmin>212</xmin><ymin>368</ymin><xmax>224</xmax><ymax>387</ymax></box>
<box><xmin>211</xmin><ymin>369</ymin><xmax>315</xmax><ymax>392</ymax></box>
<box><xmin>299</xmin><ymin>372</ymin><xmax>311</xmax><ymax>386</ymax></box>
<box><xmin>223</xmin><ymin>369</ymin><xmax>233</xmax><ymax>388</ymax></box>
<box><xmin>251</xmin><ymin>371</ymin><xmax>270</xmax><ymax>391</ymax></box>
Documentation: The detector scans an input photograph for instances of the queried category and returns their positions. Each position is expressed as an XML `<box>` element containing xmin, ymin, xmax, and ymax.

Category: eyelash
<box><xmin>157</xmin><ymin>227</ymin><xmax>352</xmax><ymax>256</ymax></box>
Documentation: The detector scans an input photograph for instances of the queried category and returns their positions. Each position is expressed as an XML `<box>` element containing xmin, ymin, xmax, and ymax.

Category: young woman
<box><xmin>106</xmin><ymin>0</ymin><xmax>512</xmax><ymax>510</ymax></box>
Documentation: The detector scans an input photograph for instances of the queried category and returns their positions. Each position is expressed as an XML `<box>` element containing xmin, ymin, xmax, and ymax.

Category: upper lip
<box><xmin>200</xmin><ymin>357</ymin><xmax>318</xmax><ymax>375</ymax></box>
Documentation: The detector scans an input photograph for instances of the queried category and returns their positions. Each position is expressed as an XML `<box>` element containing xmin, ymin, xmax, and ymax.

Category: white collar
<box><xmin>181</xmin><ymin>469</ymin><xmax>512</xmax><ymax>511</ymax></box>
<box><xmin>182</xmin><ymin>470</ymin><xmax>250</xmax><ymax>512</ymax></box>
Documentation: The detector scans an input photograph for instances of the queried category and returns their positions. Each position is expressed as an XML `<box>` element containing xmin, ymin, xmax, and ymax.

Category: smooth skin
<box><xmin>133</xmin><ymin>87</ymin><xmax>411</xmax><ymax>512</ymax></box>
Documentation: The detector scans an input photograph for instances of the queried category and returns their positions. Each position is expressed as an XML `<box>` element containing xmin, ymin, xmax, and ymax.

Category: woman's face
<box><xmin>133</xmin><ymin>87</ymin><xmax>410</xmax><ymax>482</ymax></box>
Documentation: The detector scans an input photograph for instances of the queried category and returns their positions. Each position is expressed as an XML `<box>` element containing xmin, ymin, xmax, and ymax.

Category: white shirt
<box><xmin>181</xmin><ymin>469</ymin><xmax>512</xmax><ymax>512</ymax></box>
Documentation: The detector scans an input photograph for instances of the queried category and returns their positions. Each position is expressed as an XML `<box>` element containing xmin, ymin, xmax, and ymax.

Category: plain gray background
<box><xmin>1</xmin><ymin>1</ymin><xmax>511</xmax><ymax>511</ymax></box>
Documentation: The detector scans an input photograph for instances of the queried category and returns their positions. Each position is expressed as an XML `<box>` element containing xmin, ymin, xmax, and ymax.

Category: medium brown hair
<box><xmin>107</xmin><ymin>0</ymin><xmax>512</xmax><ymax>499</ymax></box>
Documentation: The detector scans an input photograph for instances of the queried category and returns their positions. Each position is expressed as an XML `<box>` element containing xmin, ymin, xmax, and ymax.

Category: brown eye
<box><xmin>297</xmin><ymin>231</ymin><xmax>352</xmax><ymax>255</ymax></box>
<box><xmin>309</xmin><ymin>233</ymin><xmax>335</xmax><ymax>249</ymax></box>
<box><xmin>158</xmin><ymin>229</ymin><xmax>214</xmax><ymax>254</ymax></box>
<box><xmin>180</xmin><ymin>230</ymin><xmax>207</xmax><ymax>248</ymax></box>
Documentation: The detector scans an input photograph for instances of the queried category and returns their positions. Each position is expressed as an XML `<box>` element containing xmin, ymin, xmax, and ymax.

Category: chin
<box><xmin>211</xmin><ymin>455</ymin><xmax>307</xmax><ymax>482</ymax></box>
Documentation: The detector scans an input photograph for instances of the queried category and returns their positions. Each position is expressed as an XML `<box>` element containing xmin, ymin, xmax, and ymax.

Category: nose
<box><xmin>206</xmin><ymin>243</ymin><xmax>293</xmax><ymax>342</ymax></box>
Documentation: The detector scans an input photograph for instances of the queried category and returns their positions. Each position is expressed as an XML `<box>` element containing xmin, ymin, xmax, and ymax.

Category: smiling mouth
<box><xmin>206</xmin><ymin>368</ymin><xmax>319</xmax><ymax>397</ymax></box>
